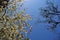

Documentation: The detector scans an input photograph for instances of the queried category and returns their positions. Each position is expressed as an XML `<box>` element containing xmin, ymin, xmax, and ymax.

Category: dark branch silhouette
<box><xmin>39</xmin><ymin>1</ymin><xmax>60</xmax><ymax>31</ymax></box>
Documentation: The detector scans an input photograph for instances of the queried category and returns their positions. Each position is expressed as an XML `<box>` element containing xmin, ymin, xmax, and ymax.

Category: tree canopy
<box><xmin>39</xmin><ymin>0</ymin><xmax>60</xmax><ymax>31</ymax></box>
<box><xmin>0</xmin><ymin>0</ymin><xmax>32</xmax><ymax>40</ymax></box>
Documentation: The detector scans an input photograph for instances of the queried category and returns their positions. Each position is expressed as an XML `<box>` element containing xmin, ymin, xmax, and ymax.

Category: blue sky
<box><xmin>22</xmin><ymin>0</ymin><xmax>60</xmax><ymax>40</ymax></box>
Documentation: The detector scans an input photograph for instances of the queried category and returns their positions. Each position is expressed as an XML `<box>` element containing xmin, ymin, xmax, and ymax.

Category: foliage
<box><xmin>39</xmin><ymin>0</ymin><xmax>60</xmax><ymax>31</ymax></box>
<box><xmin>0</xmin><ymin>0</ymin><xmax>32</xmax><ymax>40</ymax></box>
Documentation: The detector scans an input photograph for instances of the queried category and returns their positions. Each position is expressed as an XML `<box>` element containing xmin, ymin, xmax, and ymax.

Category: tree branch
<box><xmin>49</xmin><ymin>13</ymin><xmax>60</xmax><ymax>15</ymax></box>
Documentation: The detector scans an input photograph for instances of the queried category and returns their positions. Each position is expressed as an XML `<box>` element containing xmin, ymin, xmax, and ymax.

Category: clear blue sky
<box><xmin>22</xmin><ymin>0</ymin><xmax>60</xmax><ymax>40</ymax></box>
